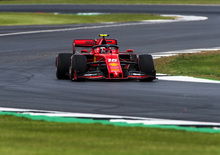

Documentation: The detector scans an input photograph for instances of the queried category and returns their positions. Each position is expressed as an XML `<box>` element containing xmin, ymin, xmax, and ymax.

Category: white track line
<box><xmin>1</xmin><ymin>107</ymin><xmax>220</xmax><ymax>126</ymax></box>
<box><xmin>0</xmin><ymin>14</ymin><xmax>207</xmax><ymax>37</ymax></box>
<box><xmin>152</xmin><ymin>47</ymin><xmax>220</xmax><ymax>59</ymax></box>
<box><xmin>157</xmin><ymin>76</ymin><xmax>220</xmax><ymax>83</ymax></box>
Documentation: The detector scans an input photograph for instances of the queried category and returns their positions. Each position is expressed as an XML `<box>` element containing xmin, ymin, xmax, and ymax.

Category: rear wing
<box><xmin>73</xmin><ymin>39</ymin><xmax>117</xmax><ymax>47</ymax></box>
<box><xmin>107</xmin><ymin>39</ymin><xmax>117</xmax><ymax>45</ymax></box>
<box><xmin>73</xmin><ymin>40</ymin><xmax>95</xmax><ymax>47</ymax></box>
<box><xmin>72</xmin><ymin>39</ymin><xmax>118</xmax><ymax>53</ymax></box>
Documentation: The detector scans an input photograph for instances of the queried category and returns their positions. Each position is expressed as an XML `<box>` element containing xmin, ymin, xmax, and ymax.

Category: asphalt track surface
<box><xmin>0</xmin><ymin>5</ymin><xmax>220</xmax><ymax>122</ymax></box>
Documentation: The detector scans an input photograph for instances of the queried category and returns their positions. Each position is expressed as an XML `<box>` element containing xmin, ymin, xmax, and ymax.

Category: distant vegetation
<box><xmin>0</xmin><ymin>12</ymin><xmax>173</xmax><ymax>26</ymax></box>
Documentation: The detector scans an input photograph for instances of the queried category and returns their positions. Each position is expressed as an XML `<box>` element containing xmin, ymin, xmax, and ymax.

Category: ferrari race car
<box><xmin>56</xmin><ymin>34</ymin><xmax>156</xmax><ymax>81</ymax></box>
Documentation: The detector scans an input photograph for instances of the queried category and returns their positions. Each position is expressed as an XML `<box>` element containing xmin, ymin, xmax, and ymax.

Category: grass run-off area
<box><xmin>0</xmin><ymin>0</ymin><xmax>220</xmax><ymax>4</ymax></box>
<box><xmin>0</xmin><ymin>115</ymin><xmax>220</xmax><ymax>155</ymax></box>
<box><xmin>155</xmin><ymin>50</ymin><xmax>220</xmax><ymax>81</ymax></box>
<box><xmin>0</xmin><ymin>12</ymin><xmax>173</xmax><ymax>26</ymax></box>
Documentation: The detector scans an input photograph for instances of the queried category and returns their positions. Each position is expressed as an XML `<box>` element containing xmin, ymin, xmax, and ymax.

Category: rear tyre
<box><xmin>138</xmin><ymin>54</ymin><xmax>156</xmax><ymax>82</ymax></box>
<box><xmin>56</xmin><ymin>53</ymin><xmax>72</xmax><ymax>79</ymax></box>
<box><xmin>69</xmin><ymin>54</ymin><xmax>87</xmax><ymax>81</ymax></box>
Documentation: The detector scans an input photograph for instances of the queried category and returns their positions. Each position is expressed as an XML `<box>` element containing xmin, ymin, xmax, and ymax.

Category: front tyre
<box><xmin>56</xmin><ymin>53</ymin><xmax>72</xmax><ymax>79</ymax></box>
<box><xmin>70</xmin><ymin>54</ymin><xmax>87</xmax><ymax>81</ymax></box>
<box><xmin>138</xmin><ymin>54</ymin><xmax>156</xmax><ymax>82</ymax></box>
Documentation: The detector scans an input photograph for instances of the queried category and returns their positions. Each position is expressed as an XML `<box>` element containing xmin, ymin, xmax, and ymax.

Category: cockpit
<box><xmin>92</xmin><ymin>44</ymin><xmax>119</xmax><ymax>54</ymax></box>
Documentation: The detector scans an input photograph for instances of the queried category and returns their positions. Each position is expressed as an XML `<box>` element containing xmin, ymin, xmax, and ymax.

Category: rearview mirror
<box><xmin>126</xmin><ymin>49</ymin><xmax>134</xmax><ymax>53</ymax></box>
<box><xmin>81</xmin><ymin>49</ymin><xmax>89</xmax><ymax>53</ymax></box>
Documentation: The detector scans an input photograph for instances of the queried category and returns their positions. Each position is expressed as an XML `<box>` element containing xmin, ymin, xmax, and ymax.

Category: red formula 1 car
<box><xmin>56</xmin><ymin>34</ymin><xmax>156</xmax><ymax>81</ymax></box>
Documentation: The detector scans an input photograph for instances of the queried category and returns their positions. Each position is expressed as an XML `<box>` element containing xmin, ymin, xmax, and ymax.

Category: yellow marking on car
<box><xmin>111</xmin><ymin>69</ymin><xmax>120</xmax><ymax>71</ymax></box>
<box><xmin>110</xmin><ymin>63</ymin><xmax>118</xmax><ymax>67</ymax></box>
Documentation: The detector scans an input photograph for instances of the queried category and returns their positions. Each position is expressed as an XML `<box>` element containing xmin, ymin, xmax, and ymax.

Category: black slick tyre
<box><xmin>70</xmin><ymin>54</ymin><xmax>87</xmax><ymax>81</ymax></box>
<box><xmin>138</xmin><ymin>54</ymin><xmax>156</xmax><ymax>81</ymax></box>
<box><xmin>56</xmin><ymin>53</ymin><xmax>72</xmax><ymax>79</ymax></box>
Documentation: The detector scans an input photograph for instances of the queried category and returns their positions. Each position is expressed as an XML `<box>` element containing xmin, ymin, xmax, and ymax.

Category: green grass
<box><xmin>155</xmin><ymin>51</ymin><xmax>220</xmax><ymax>80</ymax></box>
<box><xmin>0</xmin><ymin>0</ymin><xmax>220</xmax><ymax>4</ymax></box>
<box><xmin>0</xmin><ymin>12</ymin><xmax>173</xmax><ymax>26</ymax></box>
<box><xmin>0</xmin><ymin>115</ymin><xmax>220</xmax><ymax>155</ymax></box>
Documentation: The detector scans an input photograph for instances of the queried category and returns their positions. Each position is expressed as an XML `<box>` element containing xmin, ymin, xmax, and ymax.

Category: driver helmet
<box><xmin>100</xmin><ymin>47</ymin><xmax>107</xmax><ymax>53</ymax></box>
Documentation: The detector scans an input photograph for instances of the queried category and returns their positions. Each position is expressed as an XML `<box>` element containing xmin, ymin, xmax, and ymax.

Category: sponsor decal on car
<box><xmin>111</xmin><ymin>69</ymin><xmax>120</xmax><ymax>72</ymax></box>
<box><xmin>108</xmin><ymin>59</ymin><xmax>117</xmax><ymax>62</ymax></box>
<box><xmin>109</xmin><ymin>63</ymin><xmax>118</xmax><ymax>67</ymax></box>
